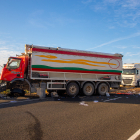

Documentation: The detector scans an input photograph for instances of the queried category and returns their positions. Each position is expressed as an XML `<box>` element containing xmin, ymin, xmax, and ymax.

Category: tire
<box><xmin>11</xmin><ymin>88</ymin><xmax>25</xmax><ymax>97</ymax></box>
<box><xmin>97</xmin><ymin>83</ymin><xmax>109</xmax><ymax>96</ymax></box>
<box><xmin>83</xmin><ymin>83</ymin><xmax>94</xmax><ymax>96</ymax></box>
<box><xmin>66</xmin><ymin>82</ymin><xmax>79</xmax><ymax>97</ymax></box>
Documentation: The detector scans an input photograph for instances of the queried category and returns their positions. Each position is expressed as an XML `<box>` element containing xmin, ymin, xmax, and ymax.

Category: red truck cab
<box><xmin>0</xmin><ymin>55</ymin><xmax>28</xmax><ymax>82</ymax></box>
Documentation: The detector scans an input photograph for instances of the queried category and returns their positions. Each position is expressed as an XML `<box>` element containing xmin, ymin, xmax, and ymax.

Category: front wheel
<box><xmin>97</xmin><ymin>83</ymin><xmax>109</xmax><ymax>96</ymax></box>
<box><xmin>66</xmin><ymin>82</ymin><xmax>79</xmax><ymax>97</ymax></box>
<box><xmin>10</xmin><ymin>88</ymin><xmax>25</xmax><ymax>97</ymax></box>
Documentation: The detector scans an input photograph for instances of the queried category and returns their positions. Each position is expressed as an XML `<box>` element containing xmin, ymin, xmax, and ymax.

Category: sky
<box><xmin>0</xmin><ymin>0</ymin><xmax>140</xmax><ymax>72</ymax></box>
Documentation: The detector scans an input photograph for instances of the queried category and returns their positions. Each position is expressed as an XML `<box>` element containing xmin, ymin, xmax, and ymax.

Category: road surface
<box><xmin>0</xmin><ymin>94</ymin><xmax>140</xmax><ymax>140</ymax></box>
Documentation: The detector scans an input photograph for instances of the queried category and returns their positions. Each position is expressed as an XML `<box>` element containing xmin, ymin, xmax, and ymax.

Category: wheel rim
<box><xmin>101</xmin><ymin>86</ymin><xmax>106</xmax><ymax>92</ymax></box>
<box><xmin>66</xmin><ymin>82</ymin><xmax>79</xmax><ymax>96</ymax></box>
<box><xmin>98</xmin><ymin>83</ymin><xmax>108</xmax><ymax>95</ymax></box>
<box><xmin>86</xmin><ymin>86</ymin><xmax>92</xmax><ymax>93</ymax></box>
<box><xmin>69</xmin><ymin>85</ymin><xmax>77</xmax><ymax>94</ymax></box>
<box><xmin>83</xmin><ymin>83</ymin><xmax>94</xmax><ymax>96</ymax></box>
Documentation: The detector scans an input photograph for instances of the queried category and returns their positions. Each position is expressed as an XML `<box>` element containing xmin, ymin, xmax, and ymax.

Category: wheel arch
<box><xmin>66</xmin><ymin>80</ymin><xmax>80</xmax><ymax>88</ymax></box>
<box><xmin>10</xmin><ymin>78</ymin><xmax>24</xmax><ymax>83</ymax></box>
<box><xmin>10</xmin><ymin>78</ymin><xmax>31</xmax><ymax>94</ymax></box>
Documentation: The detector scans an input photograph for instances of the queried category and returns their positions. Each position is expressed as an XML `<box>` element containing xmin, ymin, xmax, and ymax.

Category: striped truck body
<box><xmin>30</xmin><ymin>46</ymin><xmax>123</xmax><ymax>81</ymax></box>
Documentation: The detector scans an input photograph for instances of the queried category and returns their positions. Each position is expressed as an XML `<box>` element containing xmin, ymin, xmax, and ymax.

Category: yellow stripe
<box><xmin>42</xmin><ymin>59</ymin><xmax>105</xmax><ymax>67</ymax></box>
<box><xmin>35</xmin><ymin>54</ymin><xmax>117</xmax><ymax>67</ymax></box>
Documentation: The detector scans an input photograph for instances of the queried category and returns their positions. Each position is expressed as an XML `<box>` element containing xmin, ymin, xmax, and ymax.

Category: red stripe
<box><xmin>32</xmin><ymin>68</ymin><xmax>121</xmax><ymax>75</ymax></box>
<box><xmin>32</xmin><ymin>48</ymin><xmax>121</xmax><ymax>59</ymax></box>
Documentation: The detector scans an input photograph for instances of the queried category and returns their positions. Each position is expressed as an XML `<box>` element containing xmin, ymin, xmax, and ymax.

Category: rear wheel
<box><xmin>66</xmin><ymin>82</ymin><xmax>79</xmax><ymax>97</ymax></box>
<box><xmin>97</xmin><ymin>83</ymin><xmax>109</xmax><ymax>96</ymax></box>
<box><xmin>83</xmin><ymin>83</ymin><xmax>94</xmax><ymax>96</ymax></box>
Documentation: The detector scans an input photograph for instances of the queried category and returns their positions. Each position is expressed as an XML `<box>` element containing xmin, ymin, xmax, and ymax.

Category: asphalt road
<box><xmin>0</xmin><ymin>94</ymin><xmax>140</xmax><ymax>140</ymax></box>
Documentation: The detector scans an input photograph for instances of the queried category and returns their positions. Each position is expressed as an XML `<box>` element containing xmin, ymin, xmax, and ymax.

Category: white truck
<box><xmin>0</xmin><ymin>44</ymin><xmax>123</xmax><ymax>96</ymax></box>
<box><xmin>121</xmin><ymin>63</ymin><xmax>140</xmax><ymax>87</ymax></box>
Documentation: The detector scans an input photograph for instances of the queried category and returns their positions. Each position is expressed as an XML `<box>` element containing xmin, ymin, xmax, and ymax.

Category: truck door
<box><xmin>3</xmin><ymin>58</ymin><xmax>23</xmax><ymax>81</ymax></box>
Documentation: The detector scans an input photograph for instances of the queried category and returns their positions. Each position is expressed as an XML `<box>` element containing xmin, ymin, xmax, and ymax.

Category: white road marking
<box><xmin>128</xmin><ymin>129</ymin><xmax>140</xmax><ymax>140</ymax></box>
<box><xmin>103</xmin><ymin>97</ymin><xmax>122</xmax><ymax>102</ymax></box>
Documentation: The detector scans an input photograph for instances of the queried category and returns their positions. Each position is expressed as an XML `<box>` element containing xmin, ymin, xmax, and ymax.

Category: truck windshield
<box><xmin>7</xmin><ymin>58</ymin><xmax>21</xmax><ymax>69</ymax></box>
<box><xmin>122</xmin><ymin>69</ymin><xmax>136</xmax><ymax>75</ymax></box>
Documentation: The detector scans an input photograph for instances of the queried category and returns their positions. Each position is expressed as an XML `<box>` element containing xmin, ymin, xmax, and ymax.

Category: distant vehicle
<box><xmin>121</xmin><ymin>63</ymin><xmax>140</xmax><ymax>87</ymax></box>
<box><xmin>0</xmin><ymin>44</ymin><xmax>123</xmax><ymax>96</ymax></box>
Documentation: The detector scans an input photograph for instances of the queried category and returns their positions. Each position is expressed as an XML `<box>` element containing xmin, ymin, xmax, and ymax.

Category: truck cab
<box><xmin>0</xmin><ymin>55</ymin><xmax>29</xmax><ymax>92</ymax></box>
<box><xmin>121</xmin><ymin>63</ymin><xmax>140</xmax><ymax>87</ymax></box>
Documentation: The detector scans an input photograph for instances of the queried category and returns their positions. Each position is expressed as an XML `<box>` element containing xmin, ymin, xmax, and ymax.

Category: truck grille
<box><xmin>123</xmin><ymin>79</ymin><xmax>132</xmax><ymax>84</ymax></box>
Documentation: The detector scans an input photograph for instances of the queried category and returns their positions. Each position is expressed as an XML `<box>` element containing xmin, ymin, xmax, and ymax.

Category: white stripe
<box><xmin>103</xmin><ymin>97</ymin><xmax>122</xmax><ymax>102</ymax></box>
<box><xmin>128</xmin><ymin>129</ymin><xmax>140</xmax><ymax>140</ymax></box>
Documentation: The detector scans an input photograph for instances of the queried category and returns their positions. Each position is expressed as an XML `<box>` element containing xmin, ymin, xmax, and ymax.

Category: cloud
<box><xmin>30</xmin><ymin>10</ymin><xmax>44</xmax><ymax>17</ymax></box>
<box><xmin>0</xmin><ymin>40</ymin><xmax>7</xmax><ymax>45</ymax></box>
<box><xmin>28</xmin><ymin>11</ymin><xmax>78</xmax><ymax>29</ymax></box>
<box><xmin>28</xmin><ymin>10</ymin><xmax>54</xmax><ymax>29</ymax></box>
<box><xmin>123</xmin><ymin>58</ymin><xmax>139</xmax><ymax>64</ymax></box>
<box><xmin>0</xmin><ymin>39</ymin><xmax>25</xmax><ymax>72</ymax></box>
<box><xmin>82</xmin><ymin>0</ymin><xmax>92</xmax><ymax>4</ymax></box>
<box><xmin>116</xmin><ymin>46</ymin><xmax>127</xmax><ymax>49</ymax></box>
<box><xmin>109</xmin><ymin>26</ymin><xmax>115</xmax><ymax>29</ymax></box>
<box><xmin>133</xmin><ymin>46</ymin><xmax>140</xmax><ymax>48</ymax></box>
<box><xmin>0</xmin><ymin>49</ymin><xmax>21</xmax><ymax>72</ymax></box>
<box><xmin>122</xmin><ymin>0</ymin><xmax>140</xmax><ymax>9</ymax></box>
<box><xmin>0</xmin><ymin>47</ymin><xmax>8</xmax><ymax>50</ymax></box>
<box><xmin>125</xmin><ymin>52</ymin><xmax>140</xmax><ymax>56</ymax></box>
<box><xmin>87</xmin><ymin>32</ymin><xmax>140</xmax><ymax>50</ymax></box>
<box><xmin>84</xmin><ymin>0</ymin><xmax>140</xmax><ymax>28</ymax></box>
<box><xmin>29</xmin><ymin>19</ymin><xmax>48</xmax><ymax>29</ymax></box>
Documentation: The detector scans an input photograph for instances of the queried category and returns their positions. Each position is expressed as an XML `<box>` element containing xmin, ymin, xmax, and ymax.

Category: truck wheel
<box><xmin>137</xmin><ymin>81</ymin><xmax>140</xmax><ymax>87</ymax></box>
<box><xmin>97</xmin><ymin>83</ymin><xmax>109</xmax><ymax>96</ymax></box>
<box><xmin>11</xmin><ymin>88</ymin><xmax>25</xmax><ymax>97</ymax></box>
<box><xmin>83</xmin><ymin>83</ymin><xmax>94</xmax><ymax>96</ymax></box>
<box><xmin>66</xmin><ymin>82</ymin><xmax>79</xmax><ymax>97</ymax></box>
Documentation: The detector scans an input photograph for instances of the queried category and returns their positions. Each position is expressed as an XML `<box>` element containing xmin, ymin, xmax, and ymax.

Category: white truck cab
<box><xmin>121</xmin><ymin>63</ymin><xmax>140</xmax><ymax>87</ymax></box>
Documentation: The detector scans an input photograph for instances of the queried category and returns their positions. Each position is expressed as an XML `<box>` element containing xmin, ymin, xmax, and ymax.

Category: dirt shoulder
<box><xmin>110</xmin><ymin>86</ymin><xmax>140</xmax><ymax>95</ymax></box>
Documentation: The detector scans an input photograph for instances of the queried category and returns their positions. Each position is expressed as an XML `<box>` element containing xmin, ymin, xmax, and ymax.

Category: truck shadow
<box><xmin>0</xmin><ymin>93</ymin><xmax>140</xmax><ymax>109</ymax></box>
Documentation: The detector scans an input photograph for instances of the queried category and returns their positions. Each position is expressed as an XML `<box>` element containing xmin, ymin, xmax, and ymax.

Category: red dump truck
<box><xmin>0</xmin><ymin>44</ymin><xmax>123</xmax><ymax>96</ymax></box>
